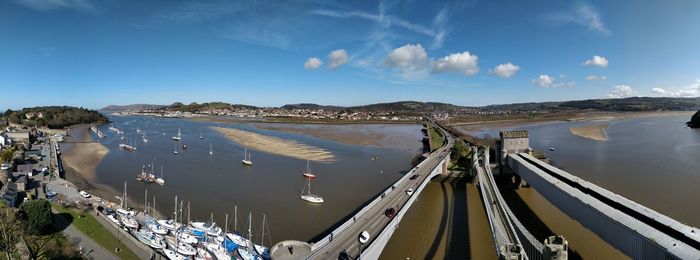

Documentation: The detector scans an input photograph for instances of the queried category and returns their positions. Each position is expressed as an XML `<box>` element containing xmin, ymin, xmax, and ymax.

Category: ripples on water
<box><xmin>93</xmin><ymin>116</ymin><xmax>424</xmax><ymax>243</ymax></box>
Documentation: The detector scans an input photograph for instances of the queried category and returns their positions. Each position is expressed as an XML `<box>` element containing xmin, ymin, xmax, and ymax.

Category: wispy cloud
<box><xmin>311</xmin><ymin>2</ymin><xmax>450</xmax><ymax>49</ymax></box>
<box><xmin>156</xmin><ymin>0</ymin><xmax>261</xmax><ymax>24</ymax></box>
<box><xmin>548</xmin><ymin>1</ymin><xmax>610</xmax><ymax>36</ymax></box>
<box><xmin>14</xmin><ymin>0</ymin><xmax>97</xmax><ymax>13</ymax></box>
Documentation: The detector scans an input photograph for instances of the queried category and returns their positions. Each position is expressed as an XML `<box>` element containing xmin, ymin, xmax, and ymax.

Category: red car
<box><xmin>384</xmin><ymin>207</ymin><xmax>397</xmax><ymax>218</ymax></box>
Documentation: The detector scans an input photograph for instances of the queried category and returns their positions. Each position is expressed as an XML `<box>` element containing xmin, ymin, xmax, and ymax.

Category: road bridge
<box><xmin>272</xmin><ymin>122</ymin><xmax>454</xmax><ymax>259</ymax></box>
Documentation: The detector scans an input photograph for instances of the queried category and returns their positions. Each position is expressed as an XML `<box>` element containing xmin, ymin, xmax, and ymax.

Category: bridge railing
<box><xmin>360</xmin><ymin>154</ymin><xmax>450</xmax><ymax>258</ymax></box>
<box><xmin>310</xmin><ymin>146</ymin><xmax>442</xmax><ymax>252</ymax></box>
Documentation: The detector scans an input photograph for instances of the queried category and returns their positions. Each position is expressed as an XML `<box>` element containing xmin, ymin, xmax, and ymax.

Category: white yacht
<box><xmin>172</xmin><ymin>128</ymin><xmax>182</xmax><ymax>141</ymax></box>
<box><xmin>241</xmin><ymin>147</ymin><xmax>252</xmax><ymax>165</ymax></box>
<box><xmin>132</xmin><ymin>229</ymin><xmax>165</xmax><ymax>249</ymax></box>
<box><xmin>163</xmin><ymin>248</ymin><xmax>187</xmax><ymax>260</ymax></box>
<box><xmin>300</xmin><ymin>174</ymin><xmax>324</xmax><ymax>204</ymax></box>
<box><xmin>165</xmin><ymin>236</ymin><xmax>196</xmax><ymax>256</ymax></box>
<box><xmin>147</xmin><ymin>221</ymin><xmax>168</xmax><ymax>235</ymax></box>
<box><xmin>157</xmin><ymin>219</ymin><xmax>181</xmax><ymax>230</ymax></box>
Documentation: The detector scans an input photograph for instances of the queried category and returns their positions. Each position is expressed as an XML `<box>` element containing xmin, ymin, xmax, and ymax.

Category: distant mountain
<box><xmin>282</xmin><ymin>101</ymin><xmax>465</xmax><ymax>112</ymax></box>
<box><xmin>484</xmin><ymin>97</ymin><xmax>700</xmax><ymax>112</ymax></box>
<box><xmin>108</xmin><ymin>97</ymin><xmax>700</xmax><ymax>115</ymax></box>
<box><xmin>350</xmin><ymin>101</ymin><xmax>465</xmax><ymax>112</ymax></box>
<box><xmin>101</xmin><ymin>104</ymin><xmax>164</xmax><ymax>113</ymax></box>
<box><xmin>281</xmin><ymin>103</ymin><xmax>342</xmax><ymax>110</ymax></box>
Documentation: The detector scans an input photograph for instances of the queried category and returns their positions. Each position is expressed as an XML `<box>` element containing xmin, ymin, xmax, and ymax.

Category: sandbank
<box><xmin>210</xmin><ymin>126</ymin><xmax>335</xmax><ymax>162</ymax></box>
<box><xmin>570</xmin><ymin>124</ymin><xmax>609</xmax><ymax>141</ymax></box>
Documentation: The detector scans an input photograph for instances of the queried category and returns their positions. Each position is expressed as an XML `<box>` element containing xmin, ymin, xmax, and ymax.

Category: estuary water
<box><xmin>477</xmin><ymin>113</ymin><xmax>700</xmax><ymax>228</ymax></box>
<box><xmin>87</xmin><ymin>116</ymin><xmax>424</xmax><ymax>244</ymax></box>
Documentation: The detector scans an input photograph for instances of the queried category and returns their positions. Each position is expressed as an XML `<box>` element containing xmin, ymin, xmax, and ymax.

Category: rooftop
<box><xmin>500</xmin><ymin>130</ymin><xmax>529</xmax><ymax>139</ymax></box>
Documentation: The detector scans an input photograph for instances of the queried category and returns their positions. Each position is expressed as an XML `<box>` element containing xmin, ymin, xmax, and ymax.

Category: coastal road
<box><xmin>309</xmin><ymin>126</ymin><xmax>455</xmax><ymax>259</ymax></box>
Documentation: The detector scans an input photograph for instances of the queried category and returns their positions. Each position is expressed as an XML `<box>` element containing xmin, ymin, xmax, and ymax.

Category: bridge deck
<box><xmin>475</xmin><ymin>160</ymin><xmax>523</xmax><ymax>258</ymax></box>
<box><xmin>509</xmin><ymin>153</ymin><xmax>700</xmax><ymax>259</ymax></box>
<box><xmin>305</xmin><ymin>126</ymin><xmax>453</xmax><ymax>259</ymax></box>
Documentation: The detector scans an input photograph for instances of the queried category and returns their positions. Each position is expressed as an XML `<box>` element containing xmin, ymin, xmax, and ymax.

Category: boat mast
<box><xmin>144</xmin><ymin>188</ymin><xmax>148</xmax><ymax>215</ymax></box>
<box><xmin>247</xmin><ymin>212</ymin><xmax>253</xmax><ymax>254</ymax></box>
<box><xmin>260</xmin><ymin>213</ymin><xmax>266</xmax><ymax>247</ymax></box>
<box><xmin>174</xmin><ymin>195</ymin><xmax>178</xmax><ymax>221</ymax></box>
<box><xmin>234</xmin><ymin>205</ymin><xmax>238</xmax><ymax>233</ymax></box>
<box><xmin>225</xmin><ymin>213</ymin><xmax>229</xmax><ymax>239</ymax></box>
<box><xmin>187</xmin><ymin>201</ymin><xmax>191</xmax><ymax>224</ymax></box>
<box><xmin>123</xmin><ymin>181</ymin><xmax>127</xmax><ymax>209</ymax></box>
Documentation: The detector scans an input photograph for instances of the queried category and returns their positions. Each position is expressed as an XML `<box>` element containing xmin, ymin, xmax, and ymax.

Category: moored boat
<box><xmin>132</xmin><ymin>229</ymin><xmax>165</xmax><ymax>249</ymax></box>
<box><xmin>158</xmin><ymin>219</ymin><xmax>182</xmax><ymax>230</ymax></box>
<box><xmin>163</xmin><ymin>248</ymin><xmax>187</xmax><ymax>260</ymax></box>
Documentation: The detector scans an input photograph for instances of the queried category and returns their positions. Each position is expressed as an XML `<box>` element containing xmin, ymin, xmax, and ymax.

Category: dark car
<box><xmin>384</xmin><ymin>207</ymin><xmax>397</xmax><ymax>218</ymax></box>
<box><xmin>409</xmin><ymin>174</ymin><xmax>418</xmax><ymax>180</ymax></box>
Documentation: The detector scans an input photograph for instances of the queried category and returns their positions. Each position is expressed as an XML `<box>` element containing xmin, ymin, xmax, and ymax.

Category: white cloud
<box><xmin>328</xmin><ymin>49</ymin><xmax>348</xmax><ymax>69</ymax></box>
<box><xmin>385</xmin><ymin>44</ymin><xmax>429</xmax><ymax>79</ymax></box>
<box><xmin>652</xmin><ymin>80</ymin><xmax>700</xmax><ymax>97</ymax></box>
<box><xmin>14</xmin><ymin>0</ymin><xmax>96</xmax><ymax>13</ymax></box>
<box><xmin>607</xmin><ymin>85</ymin><xmax>636</xmax><ymax>98</ymax></box>
<box><xmin>304</xmin><ymin>57</ymin><xmax>322</xmax><ymax>70</ymax></box>
<box><xmin>533</xmin><ymin>75</ymin><xmax>555</xmax><ymax>87</ymax></box>
<box><xmin>651</xmin><ymin>88</ymin><xmax>667</xmax><ymax>94</ymax></box>
<box><xmin>490</xmin><ymin>62</ymin><xmax>520</xmax><ymax>78</ymax></box>
<box><xmin>582</xmin><ymin>55</ymin><xmax>609</xmax><ymax>67</ymax></box>
<box><xmin>532</xmin><ymin>74</ymin><xmax>575</xmax><ymax>88</ymax></box>
<box><xmin>585</xmin><ymin>75</ymin><xmax>607</xmax><ymax>81</ymax></box>
<box><xmin>432</xmin><ymin>51</ymin><xmax>479</xmax><ymax>76</ymax></box>
<box><xmin>549</xmin><ymin>2</ymin><xmax>610</xmax><ymax>35</ymax></box>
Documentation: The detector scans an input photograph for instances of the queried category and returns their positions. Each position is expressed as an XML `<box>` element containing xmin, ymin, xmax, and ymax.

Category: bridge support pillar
<box><xmin>499</xmin><ymin>244</ymin><xmax>526</xmax><ymax>260</ymax></box>
<box><xmin>544</xmin><ymin>235</ymin><xmax>568</xmax><ymax>260</ymax></box>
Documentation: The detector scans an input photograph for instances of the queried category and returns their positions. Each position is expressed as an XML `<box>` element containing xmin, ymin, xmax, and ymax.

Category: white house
<box><xmin>0</xmin><ymin>133</ymin><xmax>10</xmax><ymax>147</ymax></box>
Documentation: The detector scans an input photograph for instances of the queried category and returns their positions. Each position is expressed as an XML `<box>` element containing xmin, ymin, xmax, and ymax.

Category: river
<box><xmin>79</xmin><ymin>115</ymin><xmax>424</xmax><ymax>245</ymax></box>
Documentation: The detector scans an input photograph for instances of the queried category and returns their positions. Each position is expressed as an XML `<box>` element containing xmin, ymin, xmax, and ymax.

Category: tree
<box><xmin>19</xmin><ymin>200</ymin><xmax>53</xmax><ymax>235</ymax></box>
<box><xmin>0</xmin><ymin>206</ymin><xmax>23</xmax><ymax>259</ymax></box>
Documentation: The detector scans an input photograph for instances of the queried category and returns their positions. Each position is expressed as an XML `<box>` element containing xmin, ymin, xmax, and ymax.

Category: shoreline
<box><xmin>453</xmin><ymin>111</ymin><xmax>693</xmax><ymax>134</ymax></box>
<box><xmin>189</xmin><ymin>116</ymin><xmax>420</xmax><ymax>125</ymax></box>
<box><xmin>570</xmin><ymin>124</ymin><xmax>609</xmax><ymax>141</ymax></box>
<box><xmin>60</xmin><ymin>126</ymin><xmax>158</xmax><ymax>216</ymax></box>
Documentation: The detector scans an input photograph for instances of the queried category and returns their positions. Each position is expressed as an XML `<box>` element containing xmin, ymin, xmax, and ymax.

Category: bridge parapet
<box><xmin>508</xmin><ymin>153</ymin><xmax>700</xmax><ymax>259</ymax></box>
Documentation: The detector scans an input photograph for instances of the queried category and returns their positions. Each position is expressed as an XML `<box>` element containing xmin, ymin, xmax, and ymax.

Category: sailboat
<box><xmin>142</xmin><ymin>131</ymin><xmax>149</xmax><ymax>143</ymax></box>
<box><xmin>199</xmin><ymin>130</ymin><xmax>204</xmax><ymax>140</ymax></box>
<box><xmin>301</xmin><ymin>160</ymin><xmax>316</xmax><ymax>179</ymax></box>
<box><xmin>241</xmin><ymin>147</ymin><xmax>252</xmax><ymax>165</ymax></box>
<box><xmin>237</xmin><ymin>213</ymin><xmax>260</xmax><ymax>260</ymax></box>
<box><xmin>172</xmin><ymin>128</ymin><xmax>182</xmax><ymax>141</ymax></box>
<box><xmin>300</xmin><ymin>171</ymin><xmax>324</xmax><ymax>204</ymax></box>
<box><xmin>209</xmin><ymin>143</ymin><xmax>214</xmax><ymax>156</ymax></box>
<box><xmin>174</xmin><ymin>143</ymin><xmax>179</xmax><ymax>155</ymax></box>
<box><xmin>156</xmin><ymin>165</ymin><xmax>165</xmax><ymax>185</ymax></box>
<box><xmin>254</xmin><ymin>214</ymin><xmax>271</xmax><ymax>259</ymax></box>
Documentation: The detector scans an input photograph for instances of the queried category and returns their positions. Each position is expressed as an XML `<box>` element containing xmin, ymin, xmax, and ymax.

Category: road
<box><xmin>309</xmin><ymin>125</ymin><xmax>455</xmax><ymax>259</ymax></box>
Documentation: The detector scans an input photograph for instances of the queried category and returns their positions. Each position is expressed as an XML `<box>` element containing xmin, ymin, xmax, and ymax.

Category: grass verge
<box><xmin>53</xmin><ymin>204</ymin><xmax>140</xmax><ymax>260</ymax></box>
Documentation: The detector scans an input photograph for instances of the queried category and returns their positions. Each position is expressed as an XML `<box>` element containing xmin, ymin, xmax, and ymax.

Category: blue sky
<box><xmin>1</xmin><ymin>0</ymin><xmax>699</xmax><ymax>110</ymax></box>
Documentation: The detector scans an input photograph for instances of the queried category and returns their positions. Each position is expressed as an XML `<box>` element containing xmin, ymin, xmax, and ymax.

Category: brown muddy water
<box><xmin>65</xmin><ymin>115</ymin><xmax>425</xmax><ymax>246</ymax></box>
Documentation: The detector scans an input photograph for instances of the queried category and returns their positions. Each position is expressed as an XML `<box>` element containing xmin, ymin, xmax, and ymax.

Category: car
<box><xmin>79</xmin><ymin>191</ymin><xmax>91</xmax><ymax>198</ymax></box>
<box><xmin>409</xmin><ymin>174</ymin><xmax>418</xmax><ymax>180</ymax></box>
<box><xmin>46</xmin><ymin>191</ymin><xmax>57</xmax><ymax>197</ymax></box>
<box><xmin>384</xmin><ymin>207</ymin><xmax>396</xmax><ymax>218</ymax></box>
<box><xmin>405</xmin><ymin>189</ymin><xmax>414</xmax><ymax>196</ymax></box>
